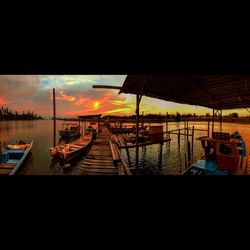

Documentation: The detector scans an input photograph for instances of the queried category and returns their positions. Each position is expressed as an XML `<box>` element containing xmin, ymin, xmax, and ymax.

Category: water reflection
<box><xmin>0</xmin><ymin>120</ymin><xmax>249</xmax><ymax>175</ymax></box>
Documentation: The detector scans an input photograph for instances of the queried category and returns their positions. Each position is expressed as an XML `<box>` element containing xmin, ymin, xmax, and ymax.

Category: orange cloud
<box><xmin>73</xmin><ymin>97</ymin><xmax>90</xmax><ymax>106</ymax></box>
<box><xmin>59</xmin><ymin>91</ymin><xmax>76</xmax><ymax>102</ymax></box>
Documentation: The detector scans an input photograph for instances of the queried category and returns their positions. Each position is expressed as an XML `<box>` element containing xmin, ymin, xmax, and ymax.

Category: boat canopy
<box><xmin>119</xmin><ymin>75</ymin><xmax>250</xmax><ymax>110</ymax></box>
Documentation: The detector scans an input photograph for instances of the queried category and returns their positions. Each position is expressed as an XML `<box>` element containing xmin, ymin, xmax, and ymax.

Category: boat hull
<box><xmin>50</xmin><ymin>134</ymin><xmax>93</xmax><ymax>163</ymax></box>
<box><xmin>182</xmin><ymin>131</ymin><xmax>248</xmax><ymax>175</ymax></box>
<box><xmin>0</xmin><ymin>140</ymin><xmax>33</xmax><ymax>175</ymax></box>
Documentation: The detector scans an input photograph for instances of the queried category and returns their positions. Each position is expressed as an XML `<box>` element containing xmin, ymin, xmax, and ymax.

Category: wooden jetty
<box><xmin>79</xmin><ymin>125</ymin><xmax>131</xmax><ymax>175</ymax></box>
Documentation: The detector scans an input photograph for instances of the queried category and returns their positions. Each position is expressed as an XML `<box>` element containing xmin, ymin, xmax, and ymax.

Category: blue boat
<box><xmin>0</xmin><ymin>140</ymin><xmax>33</xmax><ymax>175</ymax></box>
<box><xmin>182</xmin><ymin>131</ymin><xmax>248</xmax><ymax>175</ymax></box>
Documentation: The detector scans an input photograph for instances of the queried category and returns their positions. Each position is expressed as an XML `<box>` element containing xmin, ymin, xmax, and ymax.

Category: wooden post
<box><xmin>207</xmin><ymin>120</ymin><xmax>210</xmax><ymax>137</ymax></box>
<box><xmin>219</xmin><ymin>110</ymin><xmax>222</xmax><ymax>133</ymax></box>
<box><xmin>126</xmin><ymin>147</ymin><xmax>132</xmax><ymax>167</ymax></box>
<box><xmin>135</xmin><ymin>94</ymin><xmax>140</xmax><ymax>168</ymax></box>
<box><xmin>186</xmin><ymin>121</ymin><xmax>190</xmax><ymax>166</ymax></box>
<box><xmin>178</xmin><ymin>129</ymin><xmax>180</xmax><ymax>146</ymax></box>
<box><xmin>191</xmin><ymin>126</ymin><xmax>194</xmax><ymax>162</ymax></box>
<box><xmin>212</xmin><ymin>109</ymin><xmax>215</xmax><ymax>135</ymax></box>
<box><xmin>141</xmin><ymin>111</ymin><xmax>144</xmax><ymax>128</ymax></box>
<box><xmin>187</xmin><ymin>141</ymin><xmax>191</xmax><ymax>165</ymax></box>
<box><xmin>158</xmin><ymin>143</ymin><xmax>163</xmax><ymax>168</ymax></box>
<box><xmin>166</xmin><ymin>112</ymin><xmax>168</xmax><ymax>132</ymax></box>
<box><xmin>53</xmin><ymin>88</ymin><xmax>56</xmax><ymax>147</ymax></box>
<box><xmin>179</xmin><ymin>147</ymin><xmax>182</xmax><ymax>174</ymax></box>
<box><xmin>184</xmin><ymin>153</ymin><xmax>187</xmax><ymax>169</ymax></box>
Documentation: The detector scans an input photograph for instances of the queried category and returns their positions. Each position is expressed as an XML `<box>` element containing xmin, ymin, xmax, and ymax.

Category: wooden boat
<box><xmin>59</xmin><ymin>123</ymin><xmax>81</xmax><ymax>139</ymax></box>
<box><xmin>0</xmin><ymin>140</ymin><xmax>33</xmax><ymax>175</ymax></box>
<box><xmin>49</xmin><ymin>134</ymin><xmax>93</xmax><ymax>162</ymax></box>
<box><xmin>182</xmin><ymin>131</ymin><xmax>248</xmax><ymax>175</ymax></box>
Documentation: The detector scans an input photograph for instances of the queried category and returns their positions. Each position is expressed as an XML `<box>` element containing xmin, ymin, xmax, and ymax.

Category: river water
<box><xmin>0</xmin><ymin>120</ymin><xmax>249</xmax><ymax>175</ymax></box>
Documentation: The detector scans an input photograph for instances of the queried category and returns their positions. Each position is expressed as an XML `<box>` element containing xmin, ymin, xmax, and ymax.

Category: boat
<box><xmin>0</xmin><ymin>140</ymin><xmax>33</xmax><ymax>175</ymax></box>
<box><xmin>59</xmin><ymin>123</ymin><xmax>81</xmax><ymax>139</ymax></box>
<box><xmin>182</xmin><ymin>131</ymin><xmax>248</xmax><ymax>175</ymax></box>
<box><xmin>49</xmin><ymin>134</ymin><xmax>93</xmax><ymax>162</ymax></box>
<box><xmin>86</xmin><ymin>125</ymin><xmax>96</xmax><ymax>133</ymax></box>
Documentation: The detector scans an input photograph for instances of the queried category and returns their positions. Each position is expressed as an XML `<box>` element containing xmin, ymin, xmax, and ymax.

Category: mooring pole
<box><xmin>219</xmin><ymin>110</ymin><xmax>222</xmax><ymax>133</ymax></box>
<box><xmin>141</xmin><ymin>111</ymin><xmax>144</xmax><ymax>128</ymax></box>
<box><xmin>191</xmin><ymin>125</ymin><xmax>194</xmax><ymax>162</ymax></box>
<box><xmin>166</xmin><ymin>112</ymin><xmax>168</xmax><ymax>132</ymax></box>
<box><xmin>158</xmin><ymin>143</ymin><xmax>163</xmax><ymax>168</ymax></box>
<box><xmin>53</xmin><ymin>88</ymin><xmax>56</xmax><ymax>147</ymax></box>
<box><xmin>207</xmin><ymin>120</ymin><xmax>210</xmax><ymax>137</ymax></box>
<box><xmin>212</xmin><ymin>109</ymin><xmax>215</xmax><ymax>135</ymax></box>
<box><xmin>135</xmin><ymin>94</ymin><xmax>140</xmax><ymax>168</ymax></box>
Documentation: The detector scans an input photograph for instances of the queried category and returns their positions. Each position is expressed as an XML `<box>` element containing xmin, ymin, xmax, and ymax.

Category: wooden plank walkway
<box><xmin>79</xmin><ymin>125</ymin><xmax>131</xmax><ymax>175</ymax></box>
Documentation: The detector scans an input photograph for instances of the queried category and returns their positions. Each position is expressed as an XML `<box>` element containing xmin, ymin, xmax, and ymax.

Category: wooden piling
<box><xmin>179</xmin><ymin>148</ymin><xmax>182</xmax><ymax>174</ymax></box>
<box><xmin>178</xmin><ymin>129</ymin><xmax>180</xmax><ymax>146</ymax></box>
<box><xmin>53</xmin><ymin>88</ymin><xmax>56</xmax><ymax>147</ymax></box>
<box><xmin>158</xmin><ymin>143</ymin><xmax>163</xmax><ymax>168</ymax></box>
<box><xmin>166</xmin><ymin>112</ymin><xmax>168</xmax><ymax>132</ymax></box>
<box><xmin>187</xmin><ymin>141</ymin><xmax>191</xmax><ymax>165</ymax></box>
<box><xmin>185</xmin><ymin>153</ymin><xmax>187</xmax><ymax>169</ymax></box>
<box><xmin>135</xmin><ymin>94</ymin><xmax>140</xmax><ymax>168</ymax></box>
<box><xmin>126</xmin><ymin>147</ymin><xmax>132</xmax><ymax>167</ymax></box>
<box><xmin>212</xmin><ymin>109</ymin><xmax>215</xmax><ymax>134</ymax></box>
<box><xmin>207</xmin><ymin>120</ymin><xmax>210</xmax><ymax>137</ymax></box>
<box><xmin>191</xmin><ymin>125</ymin><xmax>194</xmax><ymax>160</ymax></box>
<box><xmin>219</xmin><ymin>110</ymin><xmax>222</xmax><ymax>133</ymax></box>
<box><xmin>141</xmin><ymin>111</ymin><xmax>144</xmax><ymax>128</ymax></box>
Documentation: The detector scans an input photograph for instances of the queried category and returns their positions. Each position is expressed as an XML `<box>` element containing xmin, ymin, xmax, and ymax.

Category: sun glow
<box><xmin>94</xmin><ymin>101</ymin><xmax>100</xmax><ymax>108</ymax></box>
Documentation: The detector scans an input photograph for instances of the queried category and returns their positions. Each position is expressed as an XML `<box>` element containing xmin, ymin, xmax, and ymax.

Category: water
<box><xmin>0</xmin><ymin>120</ymin><xmax>249</xmax><ymax>175</ymax></box>
<box><xmin>0</xmin><ymin>120</ymin><xmax>92</xmax><ymax>175</ymax></box>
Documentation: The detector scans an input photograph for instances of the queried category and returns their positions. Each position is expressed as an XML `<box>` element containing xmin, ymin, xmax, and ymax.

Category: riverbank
<box><xmin>101</xmin><ymin>117</ymin><xmax>250</xmax><ymax>124</ymax></box>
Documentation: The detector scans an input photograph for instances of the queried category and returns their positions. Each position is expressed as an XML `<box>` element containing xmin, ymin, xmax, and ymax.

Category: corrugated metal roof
<box><xmin>119</xmin><ymin>75</ymin><xmax>250</xmax><ymax>110</ymax></box>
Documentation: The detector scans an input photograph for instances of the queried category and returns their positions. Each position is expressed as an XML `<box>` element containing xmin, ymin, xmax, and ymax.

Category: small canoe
<box><xmin>0</xmin><ymin>140</ymin><xmax>33</xmax><ymax>175</ymax></box>
<box><xmin>49</xmin><ymin>134</ymin><xmax>93</xmax><ymax>162</ymax></box>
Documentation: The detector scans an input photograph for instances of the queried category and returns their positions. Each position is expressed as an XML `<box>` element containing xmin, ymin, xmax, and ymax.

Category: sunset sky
<box><xmin>0</xmin><ymin>75</ymin><xmax>249</xmax><ymax>118</ymax></box>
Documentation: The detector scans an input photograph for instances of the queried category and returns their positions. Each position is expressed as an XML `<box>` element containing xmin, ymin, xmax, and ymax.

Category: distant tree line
<box><xmin>102</xmin><ymin>112</ymin><xmax>245</xmax><ymax>123</ymax></box>
<box><xmin>0</xmin><ymin>106</ymin><xmax>43</xmax><ymax>120</ymax></box>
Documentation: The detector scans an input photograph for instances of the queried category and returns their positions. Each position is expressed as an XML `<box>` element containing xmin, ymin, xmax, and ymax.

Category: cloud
<box><xmin>0</xmin><ymin>75</ymin><xmax>40</xmax><ymax>100</ymax></box>
<box><xmin>73</xmin><ymin>97</ymin><xmax>90</xmax><ymax>106</ymax></box>
<box><xmin>59</xmin><ymin>91</ymin><xmax>76</xmax><ymax>102</ymax></box>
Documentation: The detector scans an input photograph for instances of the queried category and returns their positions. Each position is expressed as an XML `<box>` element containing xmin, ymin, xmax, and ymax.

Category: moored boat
<box><xmin>59</xmin><ymin>123</ymin><xmax>81</xmax><ymax>139</ymax></box>
<box><xmin>49</xmin><ymin>134</ymin><xmax>93</xmax><ymax>162</ymax></box>
<box><xmin>182</xmin><ymin>131</ymin><xmax>248</xmax><ymax>175</ymax></box>
<box><xmin>0</xmin><ymin>140</ymin><xmax>33</xmax><ymax>175</ymax></box>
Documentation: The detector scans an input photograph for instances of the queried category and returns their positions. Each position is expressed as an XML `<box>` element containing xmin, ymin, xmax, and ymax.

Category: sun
<box><xmin>94</xmin><ymin>101</ymin><xmax>100</xmax><ymax>108</ymax></box>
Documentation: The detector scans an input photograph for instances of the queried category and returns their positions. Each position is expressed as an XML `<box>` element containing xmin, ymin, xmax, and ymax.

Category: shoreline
<box><xmin>1</xmin><ymin>118</ymin><xmax>250</xmax><ymax>124</ymax></box>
